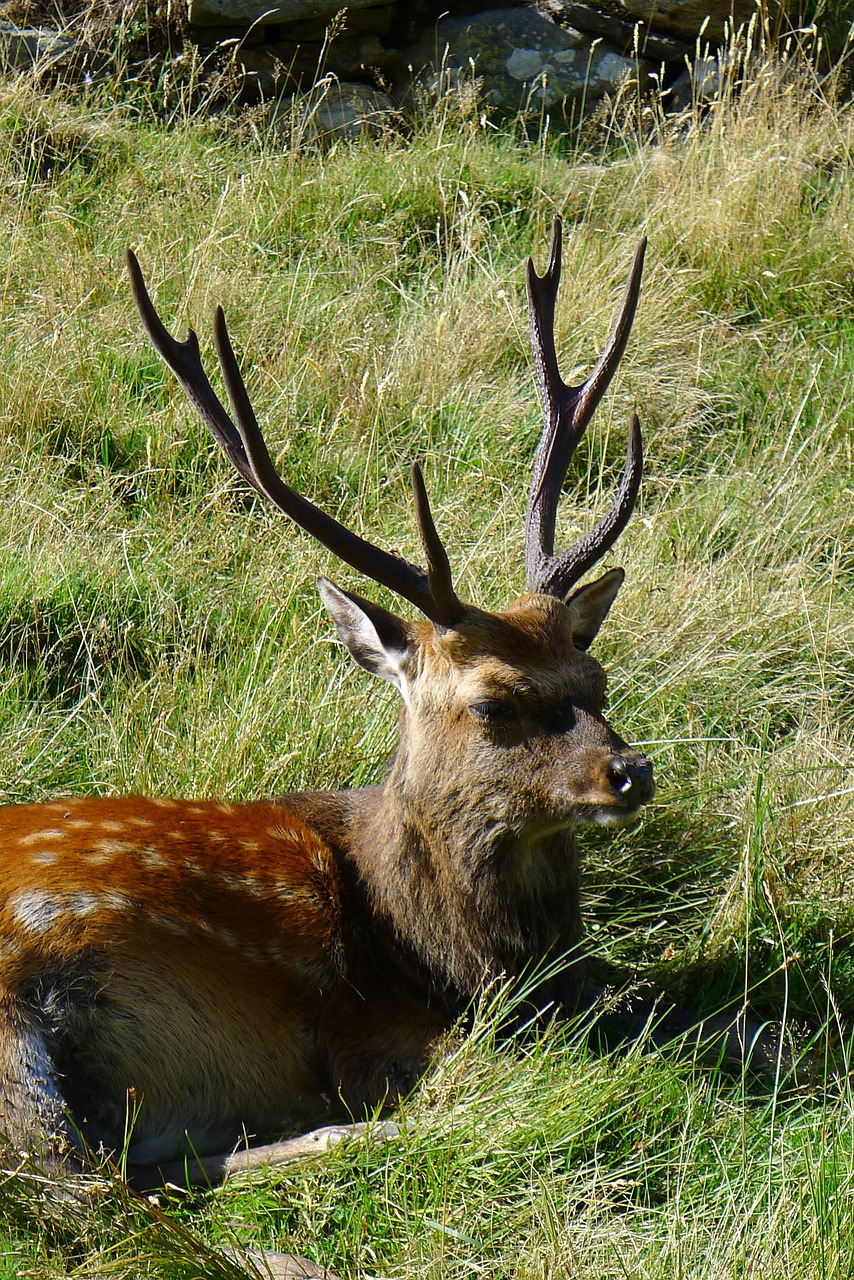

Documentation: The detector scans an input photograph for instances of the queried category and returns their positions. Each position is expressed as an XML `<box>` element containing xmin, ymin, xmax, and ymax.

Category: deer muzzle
<box><xmin>605</xmin><ymin>754</ymin><xmax>655</xmax><ymax>809</ymax></box>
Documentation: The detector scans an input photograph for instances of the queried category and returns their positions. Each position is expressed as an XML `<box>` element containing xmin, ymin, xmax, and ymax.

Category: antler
<box><xmin>525</xmin><ymin>219</ymin><xmax>645</xmax><ymax>600</ymax></box>
<box><xmin>126</xmin><ymin>251</ymin><xmax>463</xmax><ymax>629</ymax></box>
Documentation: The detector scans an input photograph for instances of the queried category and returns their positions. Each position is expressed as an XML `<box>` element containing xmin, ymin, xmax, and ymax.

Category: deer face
<box><xmin>319</xmin><ymin>572</ymin><xmax>654</xmax><ymax>840</ymax></box>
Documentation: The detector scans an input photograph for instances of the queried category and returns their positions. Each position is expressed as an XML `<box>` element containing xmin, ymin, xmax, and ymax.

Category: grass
<box><xmin>0</xmin><ymin>38</ymin><xmax>853</xmax><ymax>1279</ymax></box>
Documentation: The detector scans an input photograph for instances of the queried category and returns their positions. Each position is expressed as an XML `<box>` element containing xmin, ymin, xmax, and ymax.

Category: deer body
<box><xmin>0</xmin><ymin>224</ymin><xmax>655</xmax><ymax>1178</ymax></box>
<box><xmin>0</xmin><ymin>791</ymin><xmax>455</xmax><ymax>1166</ymax></box>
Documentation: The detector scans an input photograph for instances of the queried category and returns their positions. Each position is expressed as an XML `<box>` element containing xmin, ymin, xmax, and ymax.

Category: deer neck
<box><xmin>340</xmin><ymin>761</ymin><xmax>585</xmax><ymax>1007</ymax></box>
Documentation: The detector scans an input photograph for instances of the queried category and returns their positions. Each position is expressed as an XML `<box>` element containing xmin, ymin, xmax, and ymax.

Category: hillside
<box><xmin>0</xmin><ymin>45</ymin><xmax>852</xmax><ymax>1280</ymax></box>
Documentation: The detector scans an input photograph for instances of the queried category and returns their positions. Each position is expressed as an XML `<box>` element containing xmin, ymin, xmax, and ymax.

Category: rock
<box><xmin>189</xmin><ymin>22</ymin><xmax>269</xmax><ymax>47</ymax></box>
<box><xmin>273</xmin><ymin>81</ymin><xmax>399</xmax><ymax>142</ymax></box>
<box><xmin>226</xmin><ymin>32</ymin><xmax>397</xmax><ymax>97</ymax></box>
<box><xmin>666</xmin><ymin>53</ymin><xmax>721</xmax><ymax>108</ymax></box>
<box><xmin>189</xmin><ymin>0</ymin><xmax>386</xmax><ymax>25</ymax></box>
<box><xmin>396</xmin><ymin>7</ymin><xmax>653</xmax><ymax>118</ymax></box>
<box><xmin>536</xmin><ymin>0</ymin><xmax>691</xmax><ymax>62</ymax></box>
<box><xmin>0</xmin><ymin>20</ymin><xmax>106</xmax><ymax>82</ymax></box>
<box><xmin>282</xmin><ymin>7</ymin><xmax>396</xmax><ymax>38</ymax></box>
<box><xmin>613</xmin><ymin>0</ymin><xmax>782</xmax><ymax>42</ymax></box>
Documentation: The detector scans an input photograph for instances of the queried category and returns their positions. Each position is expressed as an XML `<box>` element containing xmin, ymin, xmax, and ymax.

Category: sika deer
<box><xmin>0</xmin><ymin>221</ymin><xmax>656</xmax><ymax>1185</ymax></box>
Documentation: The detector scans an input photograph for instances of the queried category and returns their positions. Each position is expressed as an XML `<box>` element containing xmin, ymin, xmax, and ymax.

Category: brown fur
<box><xmin>0</xmin><ymin>589</ymin><xmax>653</xmax><ymax>1175</ymax></box>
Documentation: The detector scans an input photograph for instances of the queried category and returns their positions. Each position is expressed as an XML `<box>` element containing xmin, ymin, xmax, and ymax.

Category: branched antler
<box><xmin>127</xmin><ymin>251</ymin><xmax>463</xmax><ymax>628</ymax></box>
<box><xmin>525</xmin><ymin>219</ymin><xmax>645</xmax><ymax>599</ymax></box>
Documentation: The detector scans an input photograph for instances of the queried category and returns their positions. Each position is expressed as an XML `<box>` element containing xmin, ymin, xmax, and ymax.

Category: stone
<box><xmin>0</xmin><ymin>20</ymin><xmax>106</xmax><ymax>81</ymax></box>
<box><xmin>189</xmin><ymin>0</ymin><xmax>386</xmax><ymax>26</ymax></box>
<box><xmin>283</xmin><ymin>7</ymin><xmax>396</xmax><ymax>38</ymax></box>
<box><xmin>230</xmin><ymin>32</ymin><xmax>397</xmax><ymax>96</ymax></box>
<box><xmin>536</xmin><ymin>0</ymin><xmax>691</xmax><ymax>61</ymax></box>
<box><xmin>275</xmin><ymin>81</ymin><xmax>399</xmax><ymax>142</ymax></box>
<box><xmin>666</xmin><ymin>53</ymin><xmax>721</xmax><ymax>109</ymax></box>
<box><xmin>614</xmin><ymin>0</ymin><xmax>785</xmax><ymax>42</ymax></box>
<box><xmin>397</xmin><ymin>7</ymin><xmax>652</xmax><ymax>117</ymax></box>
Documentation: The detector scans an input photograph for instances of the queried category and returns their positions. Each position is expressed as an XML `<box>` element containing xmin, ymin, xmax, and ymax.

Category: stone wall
<box><xmin>0</xmin><ymin>0</ymin><xmax>810</xmax><ymax>140</ymax></box>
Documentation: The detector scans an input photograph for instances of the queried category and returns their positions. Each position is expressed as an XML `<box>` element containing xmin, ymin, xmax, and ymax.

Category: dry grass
<box><xmin>0</xmin><ymin>39</ymin><xmax>852</xmax><ymax>1278</ymax></box>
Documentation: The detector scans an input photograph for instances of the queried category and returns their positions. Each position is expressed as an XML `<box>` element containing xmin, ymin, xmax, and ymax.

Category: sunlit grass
<box><xmin>0</xmin><ymin>36</ymin><xmax>852</xmax><ymax>1278</ymax></box>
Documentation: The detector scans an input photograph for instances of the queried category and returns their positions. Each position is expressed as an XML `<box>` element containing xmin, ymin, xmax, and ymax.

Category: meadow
<box><xmin>0</xmin><ymin>33</ymin><xmax>852</xmax><ymax>1278</ymax></box>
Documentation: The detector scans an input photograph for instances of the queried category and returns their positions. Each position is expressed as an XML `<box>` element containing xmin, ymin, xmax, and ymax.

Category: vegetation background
<box><xmin>0</xmin><ymin>21</ymin><xmax>852</xmax><ymax>1278</ymax></box>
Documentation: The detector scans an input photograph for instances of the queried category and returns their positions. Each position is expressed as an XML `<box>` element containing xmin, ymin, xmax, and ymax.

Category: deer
<box><xmin>0</xmin><ymin>219</ymin><xmax>659</xmax><ymax>1191</ymax></box>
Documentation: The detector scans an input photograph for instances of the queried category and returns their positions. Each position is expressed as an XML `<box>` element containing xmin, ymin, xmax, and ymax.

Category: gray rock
<box><xmin>232</xmin><ymin>32</ymin><xmax>397</xmax><ymax>96</ymax></box>
<box><xmin>0</xmin><ymin>21</ymin><xmax>106</xmax><ymax>82</ymax></box>
<box><xmin>613</xmin><ymin>0</ymin><xmax>774</xmax><ymax>42</ymax></box>
<box><xmin>282</xmin><ymin>7</ymin><xmax>396</xmax><ymax>38</ymax></box>
<box><xmin>189</xmin><ymin>0</ymin><xmax>385</xmax><ymax>25</ymax></box>
<box><xmin>397</xmin><ymin>7</ymin><xmax>651</xmax><ymax>117</ymax></box>
<box><xmin>276</xmin><ymin>81</ymin><xmax>399</xmax><ymax>142</ymax></box>
<box><xmin>666</xmin><ymin>53</ymin><xmax>721</xmax><ymax>108</ymax></box>
<box><xmin>536</xmin><ymin>0</ymin><xmax>691</xmax><ymax>61</ymax></box>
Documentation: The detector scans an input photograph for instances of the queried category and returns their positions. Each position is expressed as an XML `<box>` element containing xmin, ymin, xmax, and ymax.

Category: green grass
<box><xmin>0</xmin><ymin>43</ymin><xmax>853</xmax><ymax>1279</ymax></box>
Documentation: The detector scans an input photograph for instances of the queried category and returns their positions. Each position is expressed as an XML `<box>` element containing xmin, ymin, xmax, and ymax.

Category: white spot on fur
<box><xmin>17</xmin><ymin>829</ymin><xmax>65</xmax><ymax>846</ymax></box>
<box><xmin>30</xmin><ymin>851</ymin><xmax>58</xmax><ymax>866</ymax></box>
<box><xmin>10</xmin><ymin>891</ymin><xmax>64</xmax><ymax>935</ymax></box>
<box><xmin>85</xmin><ymin>849</ymin><xmax>116</xmax><ymax>866</ymax></box>
<box><xmin>145</xmin><ymin>911</ymin><xmax>189</xmax><ymax>936</ymax></box>
<box><xmin>218</xmin><ymin>872</ymin><xmax>266</xmax><ymax>898</ymax></box>
<box><xmin>308</xmin><ymin>845</ymin><xmax>330</xmax><ymax>874</ymax></box>
<box><xmin>139</xmin><ymin>847</ymin><xmax>168</xmax><ymax>870</ymax></box>
<box><xmin>95</xmin><ymin>840</ymin><xmax>136</xmax><ymax>856</ymax></box>
<box><xmin>69</xmin><ymin>893</ymin><xmax>100</xmax><ymax>917</ymax></box>
<box><xmin>269</xmin><ymin>825</ymin><xmax>304</xmax><ymax>844</ymax></box>
<box><xmin>101</xmin><ymin>891</ymin><xmax>131</xmax><ymax>913</ymax></box>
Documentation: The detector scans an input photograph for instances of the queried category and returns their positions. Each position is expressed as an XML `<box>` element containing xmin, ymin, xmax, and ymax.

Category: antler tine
<box><xmin>410</xmin><ymin>463</ymin><xmax>462</xmax><ymax>624</ymax></box>
<box><xmin>127</xmin><ymin>250</ymin><xmax>462</xmax><ymax>628</ymax></box>
<box><xmin>127</xmin><ymin>249</ymin><xmax>258</xmax><ymax>490</ymax></box>
<box><xmin>524</xmin><ymin>221</ymin><xmax>646</xmax><ymax>599</ymax></box>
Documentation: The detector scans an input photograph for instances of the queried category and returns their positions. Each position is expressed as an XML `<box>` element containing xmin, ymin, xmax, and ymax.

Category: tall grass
<box><xmin>0</xmin><ymin>40</ymin><xmax>852</xmax><ymax>1278</ymax></box>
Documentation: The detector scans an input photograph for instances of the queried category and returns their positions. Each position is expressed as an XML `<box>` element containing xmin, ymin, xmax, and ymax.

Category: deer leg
<box><xmin>128</xmin><ymin>1118</ymin><xmax>401</xmax><ymax>1190</ymax></box>
<box><xmin>584</xmin><ymin>982</ymin><xmax>809</xmax><ymax>1079</ymax></box>
<box><xmin>0</xmin><ymin>1000</ymin><xmax>82</xmax><ymax>1173</ymax></box>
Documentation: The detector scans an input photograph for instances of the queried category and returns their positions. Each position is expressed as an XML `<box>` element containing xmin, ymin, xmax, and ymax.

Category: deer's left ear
<box><xmin>318</xmin><ymin>577</ymin><xmax>413</xmax><ymax>692</ymax></box>
<box><xmin>565</xmin><ymin>568</ymin><xmax>625</xmax><ymax>650</ymax></box>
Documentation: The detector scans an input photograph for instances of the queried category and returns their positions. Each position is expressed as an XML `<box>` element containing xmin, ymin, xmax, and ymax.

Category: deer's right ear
<box><xmin>317</xmin><ymin>577</ymin><xmax>412</xmax><ymax>691</ymax></box>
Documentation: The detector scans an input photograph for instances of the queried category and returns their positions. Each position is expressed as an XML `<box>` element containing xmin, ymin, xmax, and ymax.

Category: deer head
<box><xmin>126</xmin><ymin>222</ymin><xmax>653</xmax><ymax>948</ymax></box>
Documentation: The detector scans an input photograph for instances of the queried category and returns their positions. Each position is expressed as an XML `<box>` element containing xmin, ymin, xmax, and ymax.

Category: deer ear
<box><xmin>317</xmin><ymin>577</ymin><xmax>412</xmax><ymax>691</ymax></box>
<box><xmin>565</xmin><ymin>568</ymin><xmax>625</xmax><ymax>650</ymax></box>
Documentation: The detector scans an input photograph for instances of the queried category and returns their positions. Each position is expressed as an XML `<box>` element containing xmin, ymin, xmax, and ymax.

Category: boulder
<box><xmin>536</xmin><ymin>0</ymin><xmax>691</xmax><ymax>62</ymax></box>
<box><xmin>397</xmin><ymin>7</ymin><xmax>653</xmax><ymax>117</ymax></box>
<box><xmin>614</xmin><ymin>0</ymin><xmax>777</xmax><ymax>42</ymax></box>
<box><xmin>189</xmin><ymin>0</ymin><xmax>386</xmax><ymax>24</ymax></box>
<box><xmin>275</xmin><ymin>81</ymin><xmax>400</xmax><ymax>142</ymax></box>
<box><xmin>0</xmin><ymin>20</ymin><xmax>106</xmax><ymax>82</ymax></box>
<box><xmin>229</xmin><ymin>31</ymin><xmax>397</xmax><ymax>97</ymax></box>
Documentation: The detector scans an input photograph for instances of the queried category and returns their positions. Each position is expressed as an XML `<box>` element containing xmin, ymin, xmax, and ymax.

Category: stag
<box><xmin>0</xmin><ymin>220</ymin><xmax>657</xmax><ymax>1186</ymax></box>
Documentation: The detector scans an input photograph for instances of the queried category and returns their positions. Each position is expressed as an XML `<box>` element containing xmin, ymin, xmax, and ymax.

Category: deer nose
<box><xmin>606</xmin><ymin>756</ymin><xmax>655</xmax><ymax>807</ymax></box>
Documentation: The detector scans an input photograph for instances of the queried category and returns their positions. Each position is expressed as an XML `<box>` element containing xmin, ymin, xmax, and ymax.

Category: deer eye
<box><xmin>551</xmin><ymin>699</ymin><xmax>576</xmax><ymax>729</ymax></box>
<box><xmin>469</xmin><ymin>699</ymin><xmax>517</xmax><ymax>724</ymax></box>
